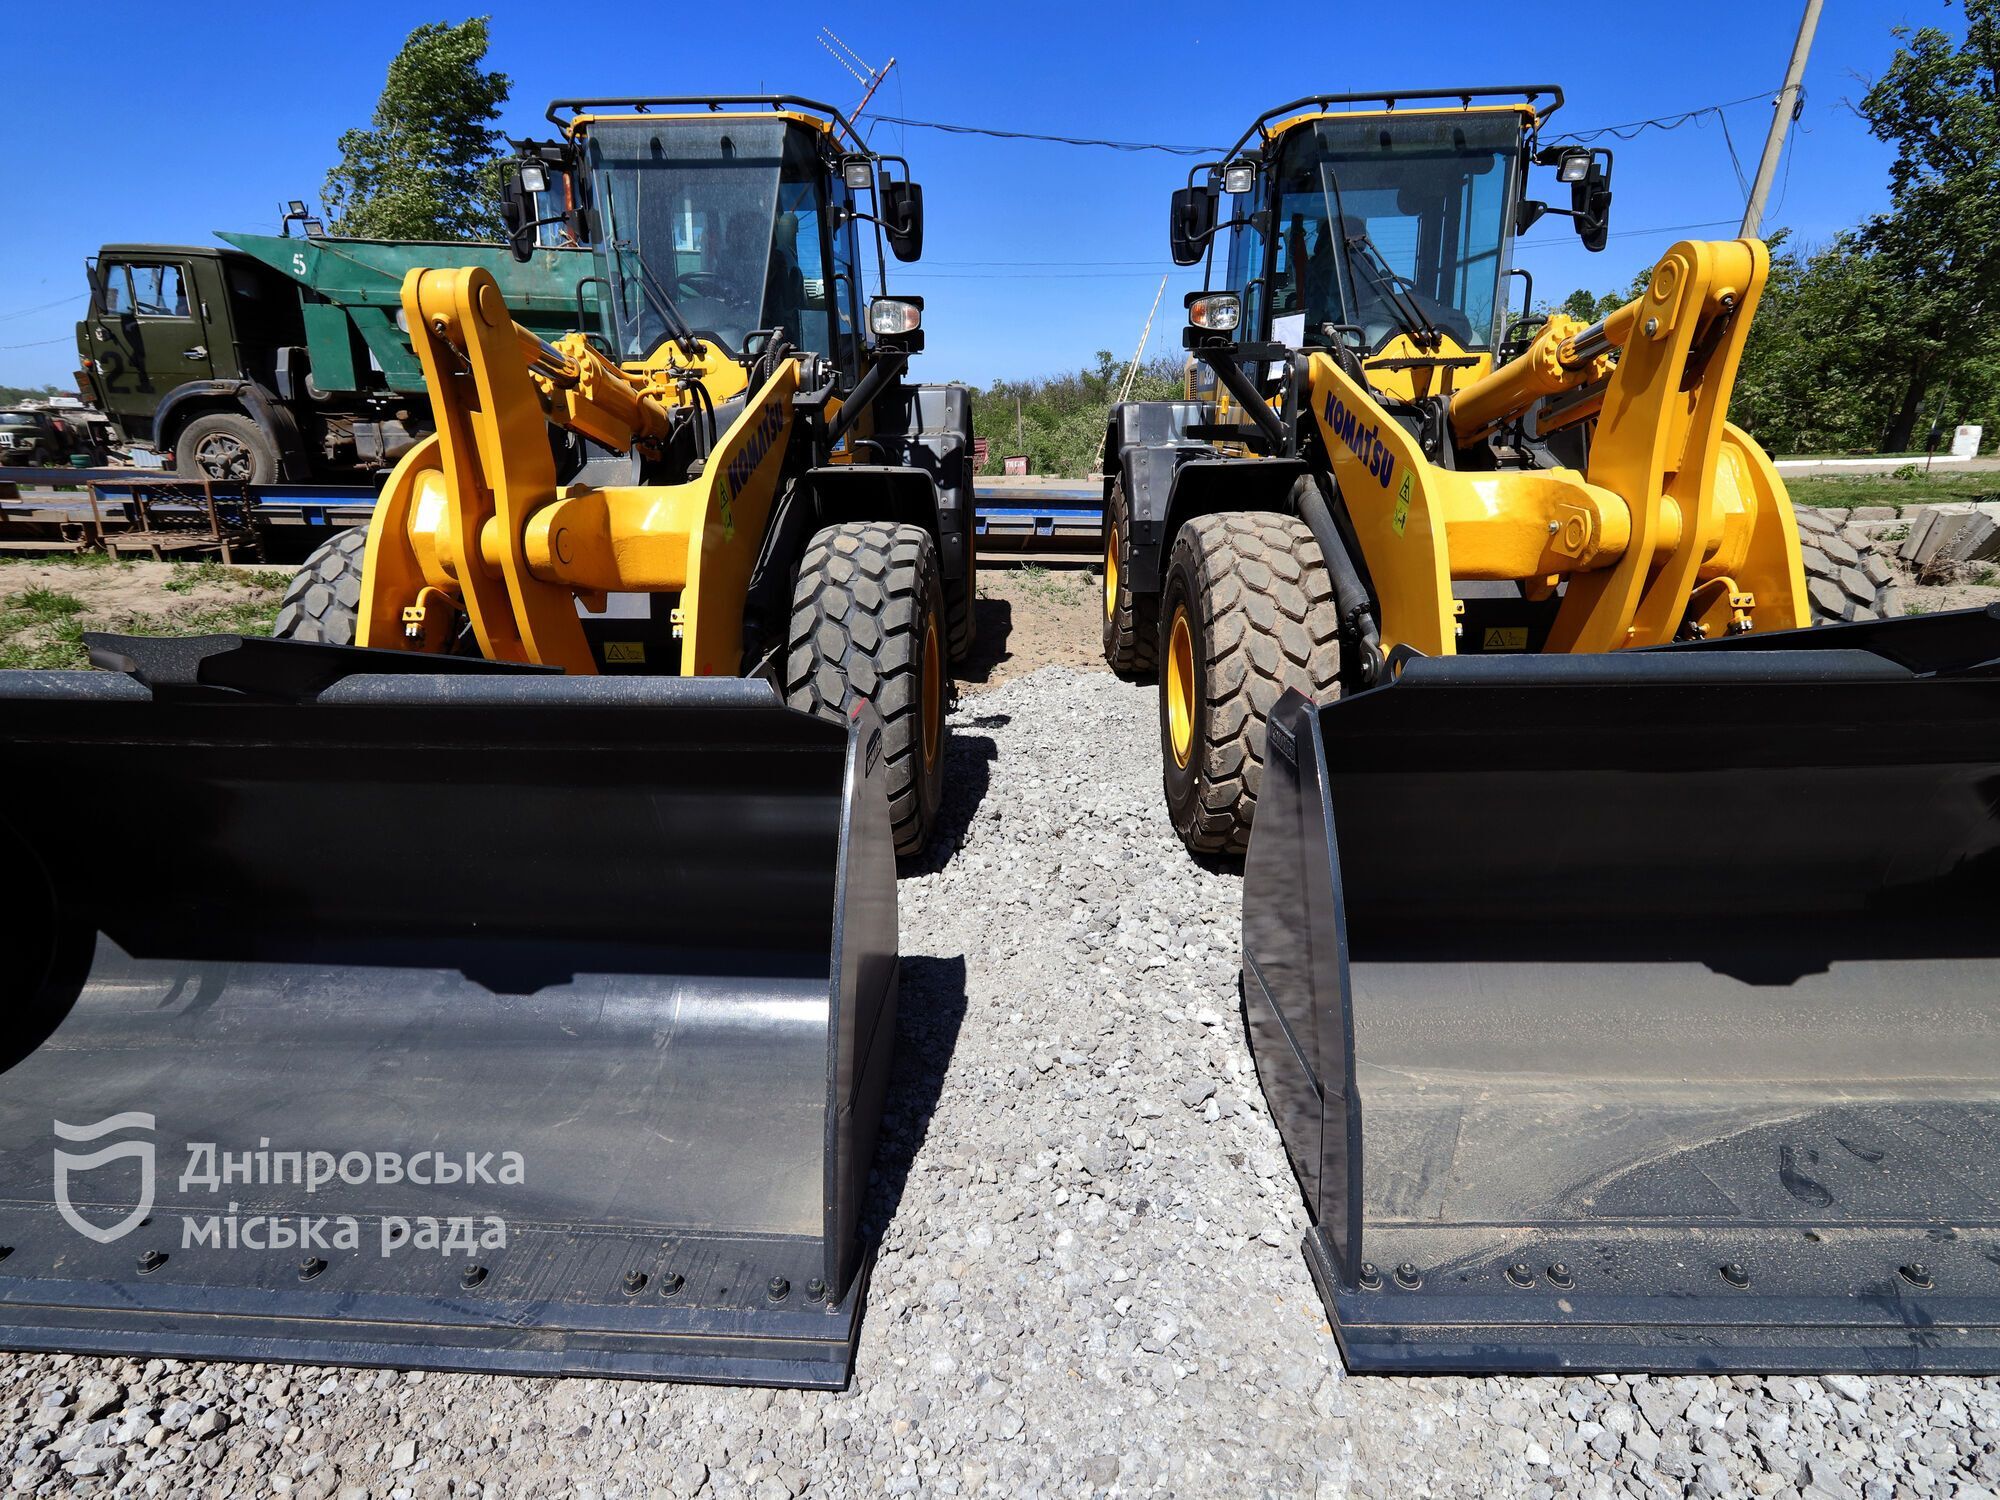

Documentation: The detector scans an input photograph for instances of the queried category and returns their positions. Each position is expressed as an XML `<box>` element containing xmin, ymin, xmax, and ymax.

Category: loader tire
<box><xmin>272</xmin><ymin>525</ymin><xmax>367</xmax><ymax>646</ymax></box>
<box><xmin>1796</xmin><ymin>517</ymin><xmax>1884</xmax><ymax>623</ymax></box>
<box><xmin>1102</xmin><ymin>479</ymin><xmax>1157</xmax><ymax>676</ymax></box>
<box><xmin>1159</xmin><ymin>512</ymin><xmax>1342</xmax><ymax>857</ymax></box>
<box><xmin>786</xmin><ymin>522</ymin><xmax>948</xmax><ymax>859</ymax></box>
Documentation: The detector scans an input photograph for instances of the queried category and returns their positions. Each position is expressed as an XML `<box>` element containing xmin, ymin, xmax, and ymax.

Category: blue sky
<box><xmin>0</xmin><ymin>0</ymin><xmax>1957</xmax><ymax>390</ymax></box>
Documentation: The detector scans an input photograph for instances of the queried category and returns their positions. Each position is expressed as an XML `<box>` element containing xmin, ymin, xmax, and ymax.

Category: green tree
<box><xmin>967</xmin><ymin>354</ymin><xmax>1185</xmax><ymax>478</ymax></box>
<box><xmin>1733</xmin><ymin>234</ymin><xmax>1907</xmax><ymax>453</ymax></box>
<box><xmin>321</xmin><ymin>18</ymin><xmax>512</xmax><ymax>241</ymax></box>
<box><xmin>1856</xmin><ymin>1</ymin><xmax>2000</xmax><ymax>450</ymax></box>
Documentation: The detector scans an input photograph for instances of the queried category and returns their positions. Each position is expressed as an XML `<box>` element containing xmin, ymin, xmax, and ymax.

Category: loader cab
<box><xmin>1220</xmin><ymin>107</ymin><xmax>1531</xmax><ymax>357</ymax></box>
<box><xmin>569</xmin><ymin>110</ymin><xmax>913</xmax><ymax>385</ymax></box>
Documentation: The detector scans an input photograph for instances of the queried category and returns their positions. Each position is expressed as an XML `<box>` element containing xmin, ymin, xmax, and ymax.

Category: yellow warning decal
<box><xmin>1482</xmin><ymin>626</ymin><xmax>1530</xmax><ymax>651</ymax></box>
<box><xmin>1392</xmin><ymin>471</ymin><xmax>1414</xmax><ymax>536</ymax></box>
<box><xmin>604</xmin><ymin>641</ymin><xmax>647</xmax><ymax>664</ymax></box>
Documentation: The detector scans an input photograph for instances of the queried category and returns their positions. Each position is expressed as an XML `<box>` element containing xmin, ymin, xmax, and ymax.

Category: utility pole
<box><xmin>1118</xmin><ymin>276</ymin><xmax>1170</xmax><ymax>405</ymax></box>
<box><xmin>1741</xmin><ymin>0</ymin><xmax>1822</xmax><ymax>236</ymax></box>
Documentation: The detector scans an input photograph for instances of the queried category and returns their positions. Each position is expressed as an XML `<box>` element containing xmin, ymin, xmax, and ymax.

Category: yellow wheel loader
<box><xmin>1103</xmin><ymin>86</ymin><xmax>2000</xmax><ymax>1372</ymax></box>
<box><xmin>0</xmin><ymin>96</ymin><xmax>974</xmax><ymax>1387</ymax></box>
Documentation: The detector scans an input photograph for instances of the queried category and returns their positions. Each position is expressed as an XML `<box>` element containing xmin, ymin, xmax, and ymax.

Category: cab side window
<box><xmin>1226</xmin><ymin>185</ymin><xmax>1267</xmax><ymax>340</ymax></box>
<box><xmin>102</xmin><ymin>263</ymin><xmax>189</xmax><ymax>318</ymax></box>
<box><xmin>98</xmin><ymin>263</ymin><xmax>133</xmax><ymax>316</ymax></box>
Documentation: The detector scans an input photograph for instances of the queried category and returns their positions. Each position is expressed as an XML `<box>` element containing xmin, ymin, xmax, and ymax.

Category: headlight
<box><xmin>1558</xmin><ymin>149</ymin><xmax>1592</xmax><ymax>184</ymax></box>
<box><xmin>1187</xmin><ymin>293</ymin><xmax>1240</xmax><ymax>332</ymax></box>
<box><xmin>1222</xmin><ymin>159</ymin><xmax>1258</xmax><ymax>195</ymax></box>
<box><xmin>869</xmin><ymin>298</ymin><xmax>923</xmax><ymax>336</ymax></box>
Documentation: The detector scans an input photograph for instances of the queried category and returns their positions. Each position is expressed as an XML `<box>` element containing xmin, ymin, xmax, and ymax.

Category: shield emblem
<box><xmin>53</xmin><ymin>1113</ymin><xmax>156</xmax><ymax>1246</ymax></box>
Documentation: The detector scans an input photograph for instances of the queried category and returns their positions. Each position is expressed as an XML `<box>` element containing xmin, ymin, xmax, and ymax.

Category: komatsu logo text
<box><xmin>714</xmin><ymin>394</ymin><xmax>788</xmax><ymax>542</ymax></box>
<box><xmin>1322</xmin><ymin>392</ymin><xmax>1395</xmax><ymax>488</ymax></box>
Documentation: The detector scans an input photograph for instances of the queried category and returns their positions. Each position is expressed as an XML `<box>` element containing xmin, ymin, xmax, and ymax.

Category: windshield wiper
<box><xmin>1321</xmin><ymin>162</ymin><xmax>1442</xmax><ymax>353</ymax></box>
<box><xmin>617</xmin><ymin>241</ymin><xmax>701</xmax><ymax>359</ymax></box>
<box><xmin>1347</xmin><ymin>232</ymin><xmax>1441</xmax><ymax>351</ymax></box>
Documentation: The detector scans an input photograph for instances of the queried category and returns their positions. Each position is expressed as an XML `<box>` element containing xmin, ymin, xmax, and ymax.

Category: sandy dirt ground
<box><xmin>959</xmin><ymin>564</ymin><xmax>1107</xmax><ymax>693</ymax></box>
<box><xmin>0</xmin><ymin>559</ymin><xmax>289</xmax><ymax>669</ymax></box>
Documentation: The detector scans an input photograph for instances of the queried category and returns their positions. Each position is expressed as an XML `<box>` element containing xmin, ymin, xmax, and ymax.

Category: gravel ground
<box><xmin>8</xmin><ymin>666</ymin><xmax>2000</xmax><ymax>1498</ymax></box>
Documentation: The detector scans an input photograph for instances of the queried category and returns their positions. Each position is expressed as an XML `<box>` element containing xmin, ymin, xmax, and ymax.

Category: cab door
<box><xmin>86</xmin><ymin>257</ymin><xmax>214</xmax><ymax>440</ymax></box>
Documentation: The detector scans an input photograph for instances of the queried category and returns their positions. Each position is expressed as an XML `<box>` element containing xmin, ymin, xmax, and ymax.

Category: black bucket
<box><xmin>1243</xmin><ymin>608</ymin><xmax>2000</xmax><ymax>1373</ymax></box>
<box><xmin>0</xmin><ymin>637</ymin><xmax>897</xmax><ymax>1387</ymax></box>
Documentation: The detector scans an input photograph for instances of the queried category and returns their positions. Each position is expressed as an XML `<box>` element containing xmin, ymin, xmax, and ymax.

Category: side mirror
<box><xmin>883</xmin><ymin>181</ymin><xmax>925</xmax><ymax>262</ymax></box>
<box><xmin>1548</xmin><ymin>147</ymin><xmax>1613</xmax><ymax>253</ymax></box>
<box><xmin>1573</xmin><ymin>172</ymin><xmax>1613</xmax><ymax>253</ymax></box>
<box><xmin>500</xmin><ymin>165</ymin><xmax>537</xmax><ymax>264</ymax></box>
<box><xmin>1169</xmin><ymin>185</ymin><xmax>1218</xmax><ymax>267</ymax></box>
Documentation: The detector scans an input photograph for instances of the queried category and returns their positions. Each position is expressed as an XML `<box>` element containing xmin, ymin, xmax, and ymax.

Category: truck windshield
<box><xmin>587</xmin><ymin>118</ymin><xmax>793</xmax><ymax>360</ymax></box>
<box><xmin>0</xmin><ymin>413</ymin><xmax>33</xmax><ymax>427</ymax></box>
<box><xmin>1267</xmin><ymin>113</ymin><xmax>1522</xmax><ymax>353</ymax></box>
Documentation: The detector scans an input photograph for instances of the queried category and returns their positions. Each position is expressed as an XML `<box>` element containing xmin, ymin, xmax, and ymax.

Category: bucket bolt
<box><xmin>807</xmin><ymin>1278</ymin><xmax>829</xmax><ymax>1303</ymax></box>
<box><xmin>658</xmin><ymin>1271</ymin><xmax>685</xmax><ymax>1298</ymax></box>
<box><xmin>1505</xmin><ymin>1262</ymin><xmax>1536</xmax><ymax>1288</ymax></box>
<box><xmin>1900</xmin><ymin>1262</ymin><xmax>1934</xmax><ymax>1289</ymax></box>
<box><xmin>1547</xmin><ymin>1262</ymin><xmax>1574</xmax><ymax>1290</ymax></box>
<box><xmin>1393</xmin><ymin>1261</ymin><xmax>1422</xmax><ymax>1289</ymax></box>
<box><xmin>621</xmin><ymin>1270</ymin><xmax>649</xmax><ymax>1297</ymax></box>
<box><xmin>1356</xmin><ymin>1261</ymin><xmax>1382</xmax><ymax>1290</ymax></box>
<box><xmin>461</xmin><ymin>1265</ymin><xmax>487</xmax><ymax>1290</ymax></box>
<box><xmin>297</xmin><ymin>1257</ymin><xmax>327</xmax><ymax>1282</ymax></box>
<box><xmin>767</xmin><ymin>1275</ymin><xmax>790</xmax><ymax>1303</ymax></box>
<box><xmin>1720</xmin><ymin>1261</ymin><xmax>1750</xmax><ymax>1288</ymax></box>
<box><xmin>136</xmin><ymin>1250</ymin><xmax>167</xmax><ymax>1274</ymax></box>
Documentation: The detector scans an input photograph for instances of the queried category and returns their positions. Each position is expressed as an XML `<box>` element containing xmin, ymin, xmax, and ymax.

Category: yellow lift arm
<box><xmin>358</xmin><ymin>265</ymin><xmax>794</xmax><ymax>676</ymax></box>
<box><xmin>1304</xmin><ymin>238</ymin><xmax>1809</xmax><ymax>657</ymax></box>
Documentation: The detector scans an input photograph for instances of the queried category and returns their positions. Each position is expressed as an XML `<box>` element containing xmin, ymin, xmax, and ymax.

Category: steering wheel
<box><xmin>672</xmin><ymin>271</ymin><xmax>732</xmax><ymax>299</ymax></box>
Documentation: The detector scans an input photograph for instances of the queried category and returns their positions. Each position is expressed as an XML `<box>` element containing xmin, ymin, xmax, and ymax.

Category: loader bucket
<box><xmin>1243</xmin><ymin>607</ymin><xmax>2000</xmax><ymax>1374</ymax></box>
<box><xmin>0</xmin><ymin>636</ymin><xmax>898</xmax><ymax>1387</ymax></box>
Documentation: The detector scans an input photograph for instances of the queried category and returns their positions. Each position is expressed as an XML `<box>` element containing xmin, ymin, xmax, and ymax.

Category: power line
<box><xmin>863</xmin><ymin>89</ymin><xmax>1784</xmax><ymax>159</ymax></box>
<box><xmin>0</xmin><ymin>335</ymin><xmax>76</xmax><ymax>351</ymax></box>
<box><xmin>858</xmin><ymin>113</ymin><xmax>1223</xmax><ymax>156</ymax></box>
<box><xmin>1545</xmin><ymin>90</ymin><xmax>1775</xmax><ymax>145</ymax></box>
<box><xmin>0</xmin><ymin>295</ymin><xmax>84</xmax><ymax>324</ymax></box>
<box><xmin>1517</xmin><ymin>216</ymin><xmax>1743</xmax><ymax>249</ymax></box>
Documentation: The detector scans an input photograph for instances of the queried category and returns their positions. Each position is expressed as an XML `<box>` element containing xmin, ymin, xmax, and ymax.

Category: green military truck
<box><xmin>75</xmin><ymin>233</ymin><xmax>599</xmax><ymax>483</ymax></box>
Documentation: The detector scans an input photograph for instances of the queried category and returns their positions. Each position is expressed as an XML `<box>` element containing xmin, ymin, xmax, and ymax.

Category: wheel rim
<box><xmin>1166</xmin><ymin>605</ymin><xmax>1195</xmax><ymax>768</ymax></box>
<box><xmin>193</xmin><ymin>432</ymin><xmax>251</xmax><ymax>480</ymax></box>
<box><xmin>921</xmin><ymin>612</ymin><xmax>942</xmax><ymax>773</ymax></box>
<box><xmin>1104</xmin><ymin>533</ymin><xmax>1119</xmax><ymax>621</ymax></box>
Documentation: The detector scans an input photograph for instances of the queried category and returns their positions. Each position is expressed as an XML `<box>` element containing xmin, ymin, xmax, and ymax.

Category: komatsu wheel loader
<box><xmin>1104</xmin><ymin>86</ymin><xmax>2000</xmax><ymax>1372</ymax></box>
<box><xmin>0</xmin><ymin>97</ymin><xmax>973</xmax><ymax>1388</ymax></box>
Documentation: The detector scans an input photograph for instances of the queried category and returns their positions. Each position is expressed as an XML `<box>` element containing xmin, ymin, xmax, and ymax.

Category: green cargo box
<box><xmin>220</xmin><ymin>233</ymin><xmax>601</xmax><ymax>396</ymax></box>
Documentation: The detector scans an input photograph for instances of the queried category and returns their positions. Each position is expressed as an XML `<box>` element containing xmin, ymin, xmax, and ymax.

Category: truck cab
<box><xmin>77</xmin><ymin>245</ymin><xmax>307</xmax><ymax>480</ymax></box>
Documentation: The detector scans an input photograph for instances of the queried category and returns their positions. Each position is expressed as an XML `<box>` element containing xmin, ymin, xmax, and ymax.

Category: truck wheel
<box><xmin>272</xmin><ymin>526</ymin><xmax>367</xmax><ymax>646</ymax></box>
<box><xmin>785</xmin><ymin>521</ymin><xmax>948</xmax><ymax>859</ymax></box>
<box><xmin>1102</xmin><ymin>479</ymin><xmax>1157</xmax><ymax>676</ymax></box>
<box><xmin>176</xmin><ymin>411</ymin><xmax>279</xmax><ymax>485</ymax></box>
<box><xmin>1159</xmin><ymin>513</ymin><xmax>1341</xmax><ymax>857</ymax></box>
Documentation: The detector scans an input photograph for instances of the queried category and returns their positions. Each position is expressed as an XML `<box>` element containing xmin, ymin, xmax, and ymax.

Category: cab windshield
<box><xmin>1265</xmin><ymin>113</ymin><xmax>1522</xmax><ymax>353</ymax></box>
<box><xmin>0</xmin><ymin>413</ymin><xmax>34</xmax><ymax>427</ymax></box>
<box><xmin>587</xmin><ymin>117</ymin><xmax>840</xmax><ymax>361</ymax></box>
